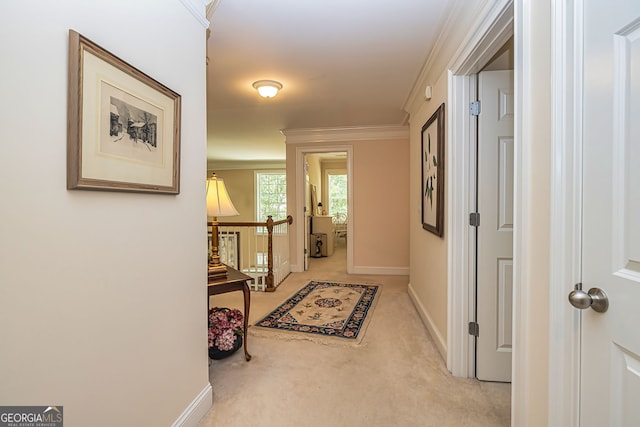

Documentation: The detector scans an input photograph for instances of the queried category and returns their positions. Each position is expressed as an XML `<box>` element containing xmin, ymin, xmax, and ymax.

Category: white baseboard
<box><xmin>350</xmin><ymin>265</ymin><xmax>409</xmax><ymax>275</ymax></box>
<box><xmin>172</xmin><ymin>383</ymin><xmax>213</xmax><ymax>427</ymax></box>
<box><xmin>290</xmin><ymin>264</ymin><xmax>408</xmax><ymax>275</ymax></box>
<box><xmin>408</xmin><ymin>283</ymin><xmax>448</xmax><ymax>361</ymax></box>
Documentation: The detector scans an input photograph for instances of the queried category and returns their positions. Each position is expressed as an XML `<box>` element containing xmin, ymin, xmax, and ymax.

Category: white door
<box><xmin>476</xmin><ymin>70</ymin><xmax>514</xmax><ymax>382</ymax></box>
<box><xmin>577</xmin><ymin>1</ymin><xmax>640</xmax><ymax>424</ymax></box>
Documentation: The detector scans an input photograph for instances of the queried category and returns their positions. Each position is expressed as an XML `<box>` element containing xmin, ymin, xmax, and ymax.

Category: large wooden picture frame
<box><xmin>421</xmin><ymin>103</ymin><xmax>445</xmax><ymax>237</ymax></box>
<box><xmin>67</xmin><ymin>30</ymin><xmax>181</xmax><ymax>194</ymax></box>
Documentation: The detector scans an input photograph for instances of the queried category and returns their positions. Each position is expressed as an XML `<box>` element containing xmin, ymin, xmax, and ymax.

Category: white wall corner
<box><xmin>172</xmin><ymin>384</ymin><xmax>213</xmax><ymax>427</ymax></box>
<box><xmin>180</xmin><ymin>0</ymin><xmax>212</xmax><ymax>28</ymax></box>
<box><xmin>408</xmin><ymin>283</ymin><xmax>448</xmax><ymax>362</ymax></box>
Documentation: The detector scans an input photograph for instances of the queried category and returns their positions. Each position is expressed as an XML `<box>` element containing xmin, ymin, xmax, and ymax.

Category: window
<box><xmin>327</xmin><ymin>173</ymin><xmax>347</xmax><ymax>217</ymax></box>
<box><xmin>256</xmin><ymin>171</ymin><xmax>287</xmax><ymax>221</ymax></box>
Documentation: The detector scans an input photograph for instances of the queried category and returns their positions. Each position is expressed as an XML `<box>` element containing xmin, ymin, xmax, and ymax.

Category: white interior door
<box><xmin>476</xmin><ymin>70</ymin><xmax>514</xmax><ymax>382</ymax></box>
<box><xmin>578</xmin><ymin>1</ymin><xmax>640</xmax><ymax>424</ymax></box>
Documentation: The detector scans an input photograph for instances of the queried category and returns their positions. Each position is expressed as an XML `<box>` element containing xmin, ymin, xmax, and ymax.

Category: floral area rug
<box><xmin>252</xmin><ymin>281</ymin><xmax>380</xmax><ymax>346</ymax></box>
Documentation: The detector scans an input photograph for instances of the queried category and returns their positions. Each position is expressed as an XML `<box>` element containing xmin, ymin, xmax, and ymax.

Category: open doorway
<box><xmin>303</xmin><ymin>151</ymin><xmax>349</xmax><ymax>272</ymax></box>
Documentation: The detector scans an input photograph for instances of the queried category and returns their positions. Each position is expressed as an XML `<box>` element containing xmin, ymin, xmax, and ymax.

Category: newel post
<box><xmin>265</xmin><ymin>215</ymin><xmax>275</xmax><ymax>292</ymax></box>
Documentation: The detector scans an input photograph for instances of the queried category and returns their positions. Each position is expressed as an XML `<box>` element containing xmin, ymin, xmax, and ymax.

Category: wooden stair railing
<box><xmin>208</xmin><ymin>215</ymin><xmax>293</xmax><ymax>292</ymax></box>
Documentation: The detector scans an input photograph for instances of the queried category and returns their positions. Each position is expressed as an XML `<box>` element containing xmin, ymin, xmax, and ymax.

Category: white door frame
<box><xmin>294</xmin><ymin>145</ymin><xmax>354</xmax><ymax>273</ymax></box>
<box><xmin>450</xmin><ymin>2</ymin><xmax>574</xmax><ymax>422</ymax></box>
<box><xmin>547</xmin><ymin>0</ymin><xmax>582</xmax><ymax>425</ymax></box>
<box><xmin>446</xmin><ymin>0</ymin><xmax>513</xmax><ymax>378</ymax></box>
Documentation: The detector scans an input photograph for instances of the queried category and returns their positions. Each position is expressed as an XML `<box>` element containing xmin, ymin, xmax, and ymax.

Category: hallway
<box><xmin>201</xmin><ymin>240</ymin><xmax>510</xmax><ymax>426</ymax></box>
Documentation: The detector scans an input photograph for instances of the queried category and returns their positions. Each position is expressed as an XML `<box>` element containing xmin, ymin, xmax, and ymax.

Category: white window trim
<box><xmin>323</xmin><ymin>168</ymin><xmax>347</xmax><ymax>216</ymax></box>
<box><xmin>254</xmin><ymin>170</ymin><xmax>287</xmax><ymax>222</ymax></box>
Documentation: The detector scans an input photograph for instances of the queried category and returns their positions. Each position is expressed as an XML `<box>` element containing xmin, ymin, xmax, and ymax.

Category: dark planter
<box><xmin>208</xmin><ymin>335</ymin><xmax>242</xmax><ymax>360</ymax></box>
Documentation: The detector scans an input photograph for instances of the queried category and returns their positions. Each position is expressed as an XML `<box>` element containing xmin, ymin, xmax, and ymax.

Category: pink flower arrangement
<box><xmin>208</xmin><ymin>307</ymin><xmax>244</xmax><ymax>351</ymax></box>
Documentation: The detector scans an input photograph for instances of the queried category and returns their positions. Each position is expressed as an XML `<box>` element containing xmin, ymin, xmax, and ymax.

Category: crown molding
<box><xmin>180</xmin><ymin>0</ymin><xmax>212</xmax><ymax>28</ymax></box>
<box><xmin>402</xmin><ymin>0</ymin><xmax>461</xmax><ymax>114</ymax></box>
<box><xmin>282</xmin><ymin>125</ymin><xmax>409</xmax><ymax>144</ymax></box>
<box><xmin>448</xmin><ymin>0</ymin><xmax>513</xmax><ymax>75</ymax></box>
<box><xmin>206</xmin><ymin>0</ymin><xmax>222</xmax><ymax>21</ymax></box>
<box><xmin>207</xmin><ymin>160</ymin><xmax>286</xmax><ymax>171</ymax></box>
<box><xmin>403</xmin><ymin>0</ymin><xmax>513</xmax><ymax>115</ymax></box>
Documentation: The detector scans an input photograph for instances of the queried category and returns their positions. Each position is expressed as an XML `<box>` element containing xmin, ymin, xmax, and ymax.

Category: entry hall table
<box><xmin>208</xmin><ymin>266</ymin><xmax>252</xmax><ymax>361</ymax></box>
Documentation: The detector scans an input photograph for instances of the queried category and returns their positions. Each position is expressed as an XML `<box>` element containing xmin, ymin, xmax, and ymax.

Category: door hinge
<box><xmin>469</xmin><ymin>322</ymin><xmax>479</xmax><ymax>337</ymax></box>
<box><xmin>470</xmin><ymin>101</ymin><xmax>481</xmax><ymax>116</ymax></box>
<box><xmin>470</xmin><ymin>212</ymin><xmax>480</xmax><ymax>227</ymax></box>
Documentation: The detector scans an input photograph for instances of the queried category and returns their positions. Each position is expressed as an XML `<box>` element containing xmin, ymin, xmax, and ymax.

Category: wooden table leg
<box><xmin>242</xmin><ymin>282</ymin><xmax>252</xmax><ymax>361</ymax></box>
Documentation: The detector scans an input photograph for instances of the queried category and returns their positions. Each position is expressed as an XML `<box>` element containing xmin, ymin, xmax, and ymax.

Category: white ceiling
<box><xmin>206</xmin><ymin>0</ymin><xmax>454</xmax><ymax>165</ymax></box>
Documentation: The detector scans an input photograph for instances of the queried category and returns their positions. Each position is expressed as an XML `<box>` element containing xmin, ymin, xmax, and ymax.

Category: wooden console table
<box><xmin>208</xmin><ymin>266</ymin><xmax>252</xmax><ymax>361</ymax></box>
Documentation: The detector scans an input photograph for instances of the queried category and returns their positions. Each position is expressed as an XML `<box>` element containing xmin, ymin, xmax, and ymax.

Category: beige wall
<box><xmin>352</xmin><ymin>141</ymin><xmax>409</xmax><ymax>268</ymax></box>
<box><xmin>286</xmin><ymin>138</ymin><xmax>410</xmax><ymax>273</ymax></box>
<box><xmin>408</xmin><ymin>72</ymin><xmax>451</xmax><ymax>345</ymax></box>
<box><xmin>212</xmin><ymin>169</ymin><xmax>257</xmax><ymax>223</ymax></box>
<box><xmin>0</xmin><ymin>2</ymin><xmax>210</xmax><ymax>425</ymax></box>
<box><xmin>406</xmin><ymin>1</ymin><xmax>489</xmax><ymax>351</ymax></box>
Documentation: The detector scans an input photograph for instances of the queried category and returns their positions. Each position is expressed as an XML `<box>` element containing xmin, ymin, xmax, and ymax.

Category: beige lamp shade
<box><xmin>206</xmin><ymin>175</ymin><xmax>239</xmax><ymax>217</ymax></box>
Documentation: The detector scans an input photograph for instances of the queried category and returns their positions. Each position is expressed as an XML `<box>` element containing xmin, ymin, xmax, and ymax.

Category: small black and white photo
<box><xmin>100</xmin><ymin>81</ymin><xmax>163</xmax><ymax>166</ymax></box>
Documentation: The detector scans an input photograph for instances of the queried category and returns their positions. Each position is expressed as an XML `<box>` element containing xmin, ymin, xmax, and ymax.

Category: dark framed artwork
<box><xmin>67</xmin><ymin>30</ymin><xmax>181</xmax><ymax>194</ymax></box>
<box><xmin>421</xmin><ymin>103</ymin><xmax>445</xmax><ymax>237</ymax></box>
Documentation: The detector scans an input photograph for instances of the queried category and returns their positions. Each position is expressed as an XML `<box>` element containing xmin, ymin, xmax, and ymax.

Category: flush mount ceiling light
<box><xmin>252</xmin><ymin>80</ymin><xmax>283</xmax><ymax>98</ymax></box>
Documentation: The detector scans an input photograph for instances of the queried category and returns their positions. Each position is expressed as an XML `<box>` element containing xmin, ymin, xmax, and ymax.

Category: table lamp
<box><xmin>206</xmin><ymin>173</ymin><xmax>239</xmax><ymax>279</ymax></box>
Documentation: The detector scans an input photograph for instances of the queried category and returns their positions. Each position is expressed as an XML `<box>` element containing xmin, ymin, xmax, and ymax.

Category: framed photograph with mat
<box><xmin>67</xmin><ymin>30</ymin><xmax>181</xmax><ymax>194</ymax></box>
<box><xmin>421</xmin><ymin>103</ymin><xmax>445</xmax><ymax>237</ymax></box>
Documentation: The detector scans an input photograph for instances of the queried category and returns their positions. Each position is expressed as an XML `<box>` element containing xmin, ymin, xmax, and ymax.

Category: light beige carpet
<box><xmin>201</xmin><ymin>242</ymin><xmax>510</xmax><ymax>427</ymax></box>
